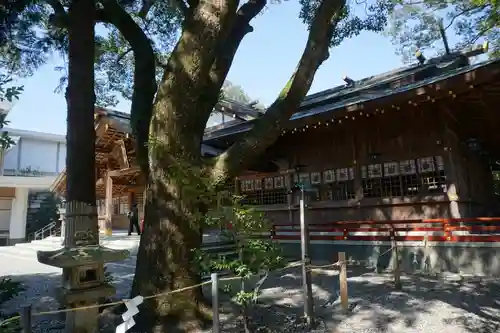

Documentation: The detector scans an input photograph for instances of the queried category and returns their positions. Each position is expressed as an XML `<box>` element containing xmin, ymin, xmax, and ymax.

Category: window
<box><xmin>400</xmin><ymin>159</ymin><xmax>420</xmax><ymax>195</ymax></box>
<box><xmin>362</xmin><ymin>156</ymin><xmax>446</xmax><ymax>198</ymax></box>
<box><xmin>418</xmin><ymin>156</ymin><xmax>447</xmax><ymax>193</ymax></box>
<box><xmin>292</xmin><ymin>172</ymin><xmax>320</xmax><ymax>203</ymax></box>
<box><xmin>362</xmin><ymin>164</ymin><xmax>383</xmax><ymax>198</ymax></box>
<box><xmin>382</xmin><ymin>161</ymin><xmax>402</xmax><ymax>197</ymax></box>
<box><xmin>240</xmin><ymin>176</ymin><xmax>288</xmax><ymax>205</ymax></box>
<box><xmin>322</xmin><ymin>167</ymin><xmax>355</xmax><ymax>201</ymax></box>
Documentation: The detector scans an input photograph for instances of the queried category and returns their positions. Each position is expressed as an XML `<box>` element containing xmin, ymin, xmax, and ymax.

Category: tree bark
<box><xmin>211</xmin><ymin>0</ymin><xmax>346</xmax><ymax>183</ymax></box>
<box><xmin>130</xmin><ymin>1</ymin><xmax>240</xmax><ymax>331</ymax></box>
<box><xmin>65</xmin><ymin>0</ymin><xmax>96</xmax><ymax>204</ymax></box>
<box><xmin>197</xmin><ymin>0</ymin><xmax>267</xmax><ymax>121</ymax></box>
<box><xmin>128</xmin><ymin>0</ymin><xmax>347</xmax><ymax>331</ymax></box>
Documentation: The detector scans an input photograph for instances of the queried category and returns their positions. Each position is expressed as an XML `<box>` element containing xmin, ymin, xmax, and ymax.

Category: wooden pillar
<box><xmin>128</xmin><ymin>191</ymin><xmax>134</xmax><ymax>210</ymax></box>
<box><xmin>441</xmin><ymin>106</ymin><xmax>462</xmax><ymax>218</ymax></box>
<box><xmin>104</xmin><ymin>172</ymin><xmax>113</xmax><ymax>236</ymax></box>
<box><xmin>351</xmin><ymin>131</ymin><xmax>364</xmax><ymax>202</ymax></box>
<box><xmin>285</xmin><ymin>172</ymin><xmax>294</xmax><ymax>224</ymax></box>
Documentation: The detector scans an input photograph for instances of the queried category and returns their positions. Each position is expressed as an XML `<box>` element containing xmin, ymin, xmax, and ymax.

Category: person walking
<box><xmin>127</xmin><ymin>203</ymin><xmax>141</xmax><ymax>236</ymax></box>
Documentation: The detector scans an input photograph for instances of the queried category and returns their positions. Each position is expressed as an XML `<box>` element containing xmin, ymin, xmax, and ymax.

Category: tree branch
<box><xmin>46</xmin><ymin>0</ymin><xmax>68</xmax><ymax>27</ymax></box>
<box><xmin>116</xmin><ymin>47</ymin><xmax>133</xmax><ymax>63</ymax></box>
<box><xmin>193</xmin><ymin>0</ymin><xmax>267</xmax><ymax>136</ymax></box>
<box><xmin>101</xmin><ymin>0</ymin><xmax>157</xmax><ymax>174</ymax></box>
<box><xmin>210</xmin><ymin>0</ymin><xmax>346</xmax><ymax>183</ymax></box>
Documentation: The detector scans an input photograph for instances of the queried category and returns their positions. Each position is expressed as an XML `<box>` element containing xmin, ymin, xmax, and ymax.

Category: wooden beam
<box><xmin>107</xmin><ymin>167</ymin><xmax>140</xmax><ymax>177</ymax></box>
<box><xmin>111</xmin><ymin>139</ymin><xmax>130</xmax><ymax>169</ymax></box>
<box><xmin>95</xmin><ymin>121</ymin><xmax>109</xmax><ymax>139</ymax></box>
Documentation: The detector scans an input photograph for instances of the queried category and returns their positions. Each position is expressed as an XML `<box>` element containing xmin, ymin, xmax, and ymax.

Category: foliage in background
<box><xmin>26</xmin><ymin>192</ymin><xmax>61</xmax><ymax>236</ymax></box>
<box><xmin>0</xmin><ymin>75</ymin><xmax>21</xmax><ymax>150</ymax></box>
<box><xmin>385</xmin><ymin>0</ymin><xmax>500</xmax><ymax>62</ymax></box>
<box><xmin>194</xmin><ymin>193</ymin><xmax>284</xmax><ymax>332</ymax></box>
<box><xmin>0</xmin><ymin>0</ymin><xmax>398</xmax><ymax>109</ymax></box>
<box><xmin>221</xmin><ymin>81</ymin><xmax>266</xmax><ymax>111</ymax></box>
<box><xmin>0</xmin><ymin>277</ymin><xmax>25</xmax><ymax>333</ymax></box>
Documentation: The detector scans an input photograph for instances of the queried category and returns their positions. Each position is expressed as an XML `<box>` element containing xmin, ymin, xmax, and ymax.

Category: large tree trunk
<box><xmin>66</xmin><ymin>0</ymin><xmax>96</xmax><ymax>205</ymax></box>
<box><xmin>130</xmin><ymin>2</ymin><xmax>239</xmax><ymax>331</ymax></box>
<box><xmin>129</xmin><ymin>0</ymin><xmax>344</xmax><ymax>331</ymax></box>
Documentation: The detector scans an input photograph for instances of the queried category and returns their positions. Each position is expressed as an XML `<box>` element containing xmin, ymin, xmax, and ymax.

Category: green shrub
<box><xmin>0</xmin><ymin>277</ymin><xmax>25</xmax><ymax>333</ymax></box>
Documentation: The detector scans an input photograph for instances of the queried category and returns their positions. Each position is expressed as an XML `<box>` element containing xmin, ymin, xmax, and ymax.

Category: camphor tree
<box><xmin>2</xmin><ymin>0</ymin><xmax>393</xmax><ymax>331</ymax></box>
<box><xmin>127</xmin><ymin>0</ymin><xmax>394</xmax><ymax>330</ymax></box>
<box><xmin>385</xmin><ymin>0</ymin><xmax>500</xmax><ymax>62</ymax></box>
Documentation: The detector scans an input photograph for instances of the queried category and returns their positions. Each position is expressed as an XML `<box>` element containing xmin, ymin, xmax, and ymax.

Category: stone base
<box><xmin>58</xmin><ymin>283</ymin><xmax>115</xmax><ymax>304</ymax></box>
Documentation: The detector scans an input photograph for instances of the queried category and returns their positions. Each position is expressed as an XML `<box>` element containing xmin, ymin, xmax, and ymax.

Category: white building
<box><xmin>0</xmin><ymin>128</ymin><xmax>66</xmax><ymax>245</ymax></box>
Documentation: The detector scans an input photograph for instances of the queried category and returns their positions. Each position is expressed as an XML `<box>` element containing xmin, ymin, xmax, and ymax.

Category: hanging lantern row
<box><xmin>280</xmin><ymin>84</ymin><xmax>474</xmax><ymax>136</ymax></box>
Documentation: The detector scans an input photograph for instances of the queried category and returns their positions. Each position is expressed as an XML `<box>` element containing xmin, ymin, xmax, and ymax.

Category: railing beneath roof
<box><xmin>270</xmin><ymin>217</ymin><xmax>500</xmax><ymax>244</ymax></box>
<box><xmin>2</xmin><ymin>169</ymin><xmax>58</xmax><ymax>177</ymax></box>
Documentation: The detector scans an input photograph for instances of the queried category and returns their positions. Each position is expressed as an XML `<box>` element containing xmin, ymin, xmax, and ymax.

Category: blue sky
<box><xmin>7</xmin><ymin>1</ymin><xmax>406</xmax><ymax>135</ymax></box>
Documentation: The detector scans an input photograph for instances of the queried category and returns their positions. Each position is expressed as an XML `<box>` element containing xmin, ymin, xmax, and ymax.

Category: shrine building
<box><xmin>51</xmin><ymin>43</ymin><xmax>500</xmax><ymax>232</ymax></box>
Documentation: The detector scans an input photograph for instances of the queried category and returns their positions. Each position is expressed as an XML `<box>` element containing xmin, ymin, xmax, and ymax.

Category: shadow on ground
<box><xmin>1</xmin><ymin>263</ymin><xmax>134</xmax><ymax>333</ymax></box>
<box><xmin>3</xmin><ymin>264</ymin><xmax>500</xmax><ymax>332</ymax></box>
<box><xmin>208</xmin><ymin>265</ymin><xmax>500</xmax><ymax>333</ymax></box>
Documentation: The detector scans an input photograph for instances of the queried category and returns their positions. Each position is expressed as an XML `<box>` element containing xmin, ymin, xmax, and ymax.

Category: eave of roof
<box><xmin>203</xmin><ymin>57</ymin><xmax>500</xmax><ymax>144</ymax></box>
<box><xmin>95</xmin><ymin>108</ymin><xmax>223</xmax><ymax>156</ymax></box>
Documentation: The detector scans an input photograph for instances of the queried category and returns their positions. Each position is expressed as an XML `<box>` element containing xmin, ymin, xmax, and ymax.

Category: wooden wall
<box><xmin>238</xmin><ymin>105</ymin><xmax>494</xmax><ymax>224</ymax></box>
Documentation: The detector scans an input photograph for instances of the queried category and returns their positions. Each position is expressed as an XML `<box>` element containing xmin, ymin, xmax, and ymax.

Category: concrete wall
<box><xmin>279</xmin><ymin>241</ymin><xmax>500</xmax><ymax>276</ymax></box>
<box><xmin>8</xmin><ymin>187</ymin><xmax>29</xmax><ymax>245</ymax></box>
<box><xmin>2</xmin><ymin>130</ymin><xmax>66</xmax><ymax>175</ymax></box>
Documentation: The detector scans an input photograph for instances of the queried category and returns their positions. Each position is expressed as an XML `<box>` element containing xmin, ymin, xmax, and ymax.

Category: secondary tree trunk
<box><xmin>66</xmin><ymin>0</ymin><xmax>96</xmax><ymax>205</ymax></box>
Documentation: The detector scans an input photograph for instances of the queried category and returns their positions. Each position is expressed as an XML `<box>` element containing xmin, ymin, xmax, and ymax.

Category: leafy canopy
<box><xmin>386</xmin><ymin>0</ymin><xmax>500</xmax><ymax>62</ymax></box>
<box><xmin>1</xmin><ymin>0</ymin><xmax>395</xmax><ymax>108</ymax></box>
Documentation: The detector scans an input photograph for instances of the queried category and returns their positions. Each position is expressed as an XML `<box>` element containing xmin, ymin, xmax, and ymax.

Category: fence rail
<box><xmin>271</xmin><ymin>217</ymin><xmax>500</xmax><ymax>244</ymax></box>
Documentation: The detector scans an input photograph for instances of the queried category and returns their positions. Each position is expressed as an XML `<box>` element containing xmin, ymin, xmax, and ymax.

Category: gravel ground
<box><xmin>2</xmin><ymin>256</ymin><xmax>500</xmax><ymax>333</ymax></box>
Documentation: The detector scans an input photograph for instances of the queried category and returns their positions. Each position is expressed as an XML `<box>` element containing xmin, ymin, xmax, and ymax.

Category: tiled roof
<box><xmin>291</xmin><ymin>57</ymin><xmax>499</xmax><ymax>120</ymax></box>
<box><xmin>203</xmin><ymin>55</ymin><xmax>500</xmax><ymax>142</ymax></box>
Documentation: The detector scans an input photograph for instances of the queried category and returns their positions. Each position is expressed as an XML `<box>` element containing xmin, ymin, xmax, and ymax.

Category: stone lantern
<box><xmin>38</xmin><ymin>202</ymin><xmax>129</xmax><ymax>333</ymax></box>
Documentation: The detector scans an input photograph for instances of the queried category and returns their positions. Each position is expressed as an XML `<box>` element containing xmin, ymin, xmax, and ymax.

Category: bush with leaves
<box><xmin>195</xmin><ymin>194</ymin><xmax>285</xmax><ymax>332</ymax></box>
<box><xmin>0</xmin><ymin>75</ymin><xmax>21</xmax><ymax>150</ymax></box>
<box><xmin>0</xmin><ymin>277</ymin><xmax>25</xmax><ymax>333</ymax></box>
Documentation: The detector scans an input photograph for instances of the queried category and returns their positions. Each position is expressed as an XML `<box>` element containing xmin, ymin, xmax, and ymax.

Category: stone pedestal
<box><xmin>37</xmin><ymin>201</ymin><xmax>129</xmax><ymax>333</ymax></box>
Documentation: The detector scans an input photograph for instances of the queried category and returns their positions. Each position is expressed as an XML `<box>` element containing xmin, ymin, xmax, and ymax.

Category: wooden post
<box><xmin>20</xmin><ymin>304</ymin><xmax>32</xmax><ymax>333</ymax></box>
<box><xmin>104</xmin><ymin>172</ymin><xmax>113</xmax><ymax>236</ymax></box>
<box><xmin>338</xmin><ymin>252</ymin><xmax>349</xmax><ymax>313</ymax></box>
<box><xmin>391</xmin><ymin>227</ymin><xmax>402</xmax><ymax>290</ymax></box>
<box><xmin>211</xmin><ymin>273</ymin><xmax>220</xmax><ymax>333</ymax></box>
<box><xmin>300</xmin><ymin>191</ymin><xmax>314</xmax><ymax>327</ymax></box>
<box><xmin>423</xmin><ymin>233</ymin><xmax>429</xmax><ymax>272</ymax></box>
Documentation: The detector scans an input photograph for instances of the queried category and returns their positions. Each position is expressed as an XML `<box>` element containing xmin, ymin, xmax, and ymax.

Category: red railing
<box><xmin>271</xmin><ymin>217</ymin><xmax>500</xmax><ymax>243</ymax></box>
